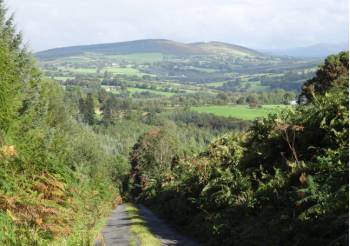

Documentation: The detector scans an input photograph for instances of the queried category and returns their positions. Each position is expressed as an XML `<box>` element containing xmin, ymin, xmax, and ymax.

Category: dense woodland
<box><xmin>0</xmin><ymin>1</ymin><xmax>348</xmax><ymax>245</ymax></box>
<box><xmin>0</xmin><ymin>3</ymin><xmax>127</xmax><ymax>244</ymax></box>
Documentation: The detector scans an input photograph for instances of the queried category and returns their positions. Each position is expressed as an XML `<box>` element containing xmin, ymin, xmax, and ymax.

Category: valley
<box><xmin>0</xmin><ymin>1</ymin><xmax>348</xmax><ymax>244</ymax></box>
<box><xmin>31</xmin><ymin>39</ymin><xmax>348</xmax><ymax>246</ymax></box>
<box><xmin>36</xmin><ymin>39</ymin><xmax>320</xmax><ymax>122</ymax></box>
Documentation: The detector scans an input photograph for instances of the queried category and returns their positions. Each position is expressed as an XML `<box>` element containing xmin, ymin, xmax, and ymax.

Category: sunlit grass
<box><xmin>106</xmin><ymin>53</ymin><xmax>164</xmax><ymax>63</ymax></box>
<box><xmin>192</xmin><ymin>104</ymin><xmax>290</xmax><ymax>120</ymax></box>
<box><xmin>125</xmin><ymin>204</ymin><xmax>161</xmax><ymax>246</ymax></box>
<box><xmin>102</xmin><ymin>67</ymin><xmax>147</xmax><ymax>76</ymax></box>
<box><xmin>205</xmin><ymin>81</ymin><xmax>227</xmax><ymax>87</ymax></box>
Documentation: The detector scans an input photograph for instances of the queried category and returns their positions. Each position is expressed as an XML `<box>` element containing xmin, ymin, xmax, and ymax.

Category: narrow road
<box><xmin>96</xmin><ymin>204</ymin><xmax>131</xmax><ymax>246</ymax></box>
<box><xmin>96</xmin><ymin>204</ymin><xmax>199</xmax><ymax>246</ymax></box>
<box><xmin>138</xmin><ymin>205</ymin><xmax>199</xmax><ymax>246</ymax></box>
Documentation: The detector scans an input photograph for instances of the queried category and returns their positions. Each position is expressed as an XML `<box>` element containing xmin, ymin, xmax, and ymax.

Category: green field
<box><xmin>53</xmin><ymin>76</ymin><xmax>75</xmax><ymax>81</ymax></box>
<box><xmin>192</xmin><ymin>105</ymin><xmax>290</xmax><ymax>120</ymax></box>
<box><xmin>55</xmin><ymin>56</ymin><xmax>94</xmax><ymax>64</ymax></box>
<box><xmin>106</xmin><ymin>53</ymin><xmax>164</xmax><ymax>63</ymax></box>
<box><xmin>101</xmin><ymin>85</ymin><xmax>176</xmax><ymax>97</ymax></box>
<box><xmin>102</xmin><ymin>67</ymin><xmax>150</xmax><ymax>76</ymax></box>
<box><xmin>64</xmin><ymin>66</ymin><xmax>150</xmax><ymax>77</ymax></box>
<box><xmin>127</xmin><ymin>87</ymin><xmax>175</xmax><ymax>97</ymax></box>
<box><xmin>68</xmin><ymin>67</ymin><xmax>97</xmax><ymax>74</ymax></box>
<box><xmin>205</xmin><ymin>81</ymin><xmax>227</xmax><ymax>87</ymax></box>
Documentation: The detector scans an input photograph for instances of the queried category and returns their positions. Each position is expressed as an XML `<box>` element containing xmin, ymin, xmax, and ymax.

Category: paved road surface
<box><xmin>96</xmin><ymin>204</ymin><xmax>199</xmax><ymax>246</ymax></box>
<box><xmin>96</xmin><ymin>204</ymin><xmax>131</xmax><ymax>246</ymax></box>
<box><xmin>138</xmin><ymin>205</ymin><xmax>199</xmax><ymax>246</ymax></box>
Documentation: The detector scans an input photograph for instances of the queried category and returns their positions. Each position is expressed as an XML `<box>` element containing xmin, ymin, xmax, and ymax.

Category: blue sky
<box><xmin>6</xmin><ymin>0</ymin><xmax>349</xmax><ymax>51</ymax></box>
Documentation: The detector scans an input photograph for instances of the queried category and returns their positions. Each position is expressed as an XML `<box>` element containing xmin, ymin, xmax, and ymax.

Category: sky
<box><xmin>5</xmin><ymin>0</ymin><xmax>349</xmax><ymax>52</ymax></box>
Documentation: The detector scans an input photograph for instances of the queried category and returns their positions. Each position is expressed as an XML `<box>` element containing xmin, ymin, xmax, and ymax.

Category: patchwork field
<box><xmin>192</xmin><ymin>104</ymin><xmax>290</xmax><ymax>120</ymax></box>
<box><xmin>127</xmin><ymin>87</ymin><xmax>175</xmax><ymax>97</ymax></box>
<box><xmin>53</xmin><ymin>76</ymin><xmax>75</xmax><ymax>81</ymax></box>
<box><xmin>102</xmin><ymin>67</ymin><xmax>150</xmax><ymax>76</ymax></box>
<box><xmin>105</xmin><ymin>53</ymin><xmax>165</xmax><ymax>63</ymax></box>
<box><xmin>101</xmin><ymin>85</ymin><xmax>176</xmax><ymax>97</ymax></box>
<box><xmin>205</xmin><ymin>81</ymin><xmax>227</xmax><ymax>87</ymax></box>
<box><xmin>68</xmin><ymin>67</ymin><xmax>97</xmax><ymax>74</ymax></box>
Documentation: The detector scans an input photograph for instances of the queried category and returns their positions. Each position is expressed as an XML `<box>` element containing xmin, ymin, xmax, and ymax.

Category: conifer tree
<box><xmin>78</xmin><ymin>97</ymin><xmax>86</xmax><ymax>118</ymax></box>
<box><xmin>84</xmin><ymin>93</ymin><xmax>95</xmax><ymax>125</ymax></box>
<box><xmin>0</xmin><ymin>1</ymin><xmax>22</xmax><ymax>131</ymax></box>
<box><xmin>102</xmin><ymin>97</ymin><xmax>116</xmax><ymax>126</ymax></box>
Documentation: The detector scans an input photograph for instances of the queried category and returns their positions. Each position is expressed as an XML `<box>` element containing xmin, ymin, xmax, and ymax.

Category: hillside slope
<box><xmin>190</xmin><ymin>41</ymin><xmax>260</xmax><ymax>57</ymax></box>
<box><xmin>35</xmin><ymin>39</ymin><xmax>261</xmax><ymax>60</ymax></box>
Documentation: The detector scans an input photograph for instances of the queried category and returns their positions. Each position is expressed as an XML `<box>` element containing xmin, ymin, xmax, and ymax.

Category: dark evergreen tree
<box><xmin>84</xmin><ymin>93</ymin><xmax>95</xmax><ymax>125</ymax></box>
<box><xmin>78</xmin><ymin>97</ymin><xmax>86</xmax><ymax>117</ymax></box>
<box><xmin>98</xmin><ymin>88</ymin><xmax>108</xmax><ymax>104</ymax></box>
<box><xmin>0</xmin><ymin>0</ymin><xmax>26</xmax><ymax>132</ymax></box>
<box><xmin>102</xmin><ymin>96</ymin><xmax>118</xmax><ymax>126</ymax></box>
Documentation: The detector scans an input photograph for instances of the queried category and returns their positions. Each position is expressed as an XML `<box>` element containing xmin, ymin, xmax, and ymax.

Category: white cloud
<box><xmin>5</xmin><ymin>0</ymin><xmax>349</xmax><ymax>51</ymax></box>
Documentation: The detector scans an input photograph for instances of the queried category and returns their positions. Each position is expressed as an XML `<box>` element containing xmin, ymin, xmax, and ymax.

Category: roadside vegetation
<box><xmin>0</xmin><ymin>3</ymin><xmax>127</xmax><ymax>244</ymax></box>
<box><xmin>129</xmin><ymin>52</ymin><xmax>349</xmax><ymax>245</ymax></box>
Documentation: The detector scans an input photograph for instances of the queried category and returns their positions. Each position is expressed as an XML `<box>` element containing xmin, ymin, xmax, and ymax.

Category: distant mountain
<box><xmin>262</xmin><ymin>43</ymin><xmax>348</xmax><ymax>58</ymax></box>
<box><xmin>190</xmin><ymin>41</ymin><xmax>260</xmax><ymax>57</ymax></box>
<box><xmin>35</xmin><ymin>39</ymin><xmax>261</xmax><ymax>60</ymax></box>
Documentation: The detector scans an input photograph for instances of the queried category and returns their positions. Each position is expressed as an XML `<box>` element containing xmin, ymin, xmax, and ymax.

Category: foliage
<box><xmin>78</xmin><ymin>93</ymin><xmax>96</xmax><ymax>125</ymax></box>
<box><xmin>0</xmin><ymin>2</ymin><xmax>125</xmax><ymax>244</ymax></box>
<box><xmin>300</xmin><ymin>51</ymin><xmax>348</xmax><ymax>102</ymax></box>
<box><xmin>169</xmin><ymin>110</ymin><xmax>250</xmax><ymax>131</ymax></box>
<box><xmin>129</xmin><ymin>53</ymin><xmax>349</xmax><ymax>245</ymax></box>
<box><xmin>130</xmin><ymin>126</ymin><xmax>180</xmax><ymax>197</ymax></box>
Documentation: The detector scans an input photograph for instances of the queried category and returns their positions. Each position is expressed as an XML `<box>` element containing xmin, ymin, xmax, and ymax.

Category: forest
<box><xmin>0</xmin><ymin>1</ymin><xmax>348</xmax><ymax>245</ymax></box>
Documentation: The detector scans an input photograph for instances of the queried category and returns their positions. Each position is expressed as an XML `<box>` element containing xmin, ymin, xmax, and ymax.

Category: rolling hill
<box><xmin>35</xmin><ymin>39</ymin><xmax>261</xmax><ymax>60</ymax></box>
<box><xmin>190</xmin><ymin>41</ymin><xmax>260</xmax><ymax>57</ymax></box>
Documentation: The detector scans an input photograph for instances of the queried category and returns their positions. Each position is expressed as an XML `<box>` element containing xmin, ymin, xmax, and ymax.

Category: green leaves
<box><xmin>300</xmin><ymin>51</ymin><xmax>349</xmax><ymax>103</ymax></box>
<box><xmin>201</xmin><ymin>167</ymin><xmax>252</xmax><ymax>210</ymax></box>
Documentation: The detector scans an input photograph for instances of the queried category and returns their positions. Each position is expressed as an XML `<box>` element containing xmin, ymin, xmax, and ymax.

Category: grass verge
<box><xmin>125</xmin><ymin>204</ymin><xmax>161</xmax><ymax>246</ymax></box>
